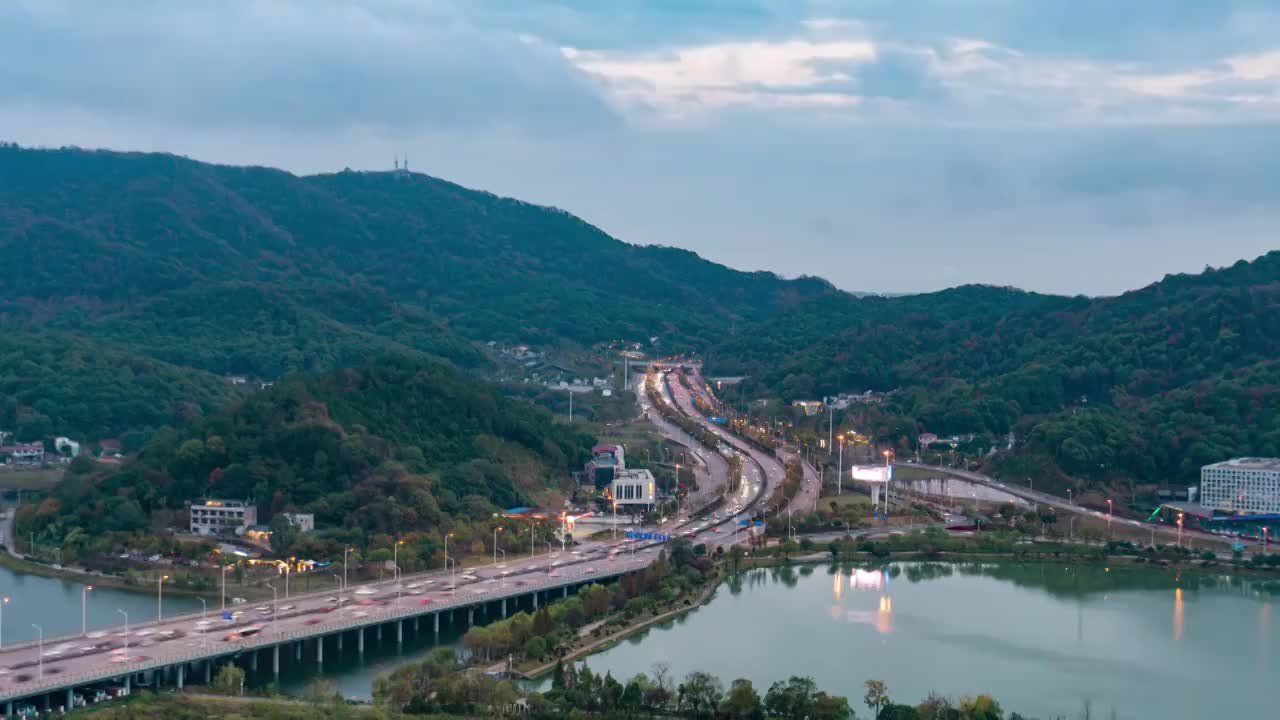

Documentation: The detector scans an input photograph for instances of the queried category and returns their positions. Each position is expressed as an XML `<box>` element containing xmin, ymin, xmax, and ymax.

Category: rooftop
<box><xmin>1203</xmin><ymin>457</ymin><xmax>1280</xmax><ymax>472</ymax></box>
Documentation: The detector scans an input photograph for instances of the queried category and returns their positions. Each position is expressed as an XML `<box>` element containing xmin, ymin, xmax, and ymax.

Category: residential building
<box><xmin>585</xmin><ymin>444</ymin><xmax>626</xmax><ymax>487</ymax></box>
<box><xmin>1</xmin><ymin>444</ymin><xmax>44</xmax><ymax>464</ymax></box>
<box><xmin>189</xmin><ymin>499</ymin><xmax>258</xmax><ymax>536</ymax></box>
<box><xmin>282</xmin><ymin>512</ymin><xmax>315</xmax><ymax>533</ymax></box>
<box><xmin>792</xmin><ymin>400</ymin><xmax>824</xmax><ymax>416</ymax></box>
<box><xmin>610</xmin><ymin>468</ymin><xmax>656</xmax><ymax>511</ymax></box>
<box><xmin>1200</xmin><ymin>458</ymin><xmax>1280</xmax><ymax>515</ymax></box>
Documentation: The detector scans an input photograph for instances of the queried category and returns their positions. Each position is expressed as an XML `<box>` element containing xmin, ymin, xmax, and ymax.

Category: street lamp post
<box><xmin>1177</xmin><ymin>512</ymin><xmax>1184</xmax><ymax>548</ymax></box>
<box><xmin>157</xmin><ymin>575</ymin><xmax>169</xmax><ymax>622</ymax></box>
<box><xmin>81</xmin><ymin>585</ymin><xmax>93</xmax><ymax>636</ymax></box>
<box><xmin>1106</xmin><ymin>499</ymin><xmax>1113</xmax><ymax>538</ymax></box>
<box><xmin>33</xmin><ymin>624</ymin><xmax>43</xmax><ymax>679</ymax></box>
<box><xmin>530</xmin><ymin>521</ymin><xmax>535</xmax><ymax>559</ymax></box>
<box><xmin>343</xmin><ymin>546</ymin><xmax>351</xmax><ymax>590</ymax></box>
<box><xmin>443</xmin><ymin>533</ymin><xmax>452</xmax><ymax>572</ymax></box>
<box><xmin>492</xmin><ymin>528</ymin><xmax>502</xmax><ymax>565</ymax></box>
<box><xmin>221</xmin><ymin>565</ymin><xmax>231</xmax><ymax>611</ymax></box>
<box><xmin>674</xmin><ymin>463</ymin><xmax>682</xmax><ymax>516</ymax></box>
<box><xmin>266</xmin><ymin>582</ymin><xmax>278</xmax><ymax>632</ymax></box>
<box><xmin>117</xmin><ymin>610</ymin><xmax>128</xmax><ymax>654</ymax></box>
<box><xmin>612</xmin><ymin>500</ymin><xmax>618</xmax><ymax>540</ymax></box>
<box><xmin>837</xmin><ymin>436</ymin><xmax>844</xmax><ymax>496</ymax></box>
<box><xmin>1067</xmin><ymin>488</ymin><xmax>1073</xmax><ymax>505</ymax></box>
<box><xmin>393</xmin><ymin>540</ymin><xmax>404</xmax><ymax>584</ymax></box>
<box><xmin>285</xmin><ymin>564</ymin><xmax>291</xmax><ymax>599</ymax></box>
<box><xmin>0</xmin><ymin>596</ymin><xmax>8</xmax><ymax>649</ymax></box>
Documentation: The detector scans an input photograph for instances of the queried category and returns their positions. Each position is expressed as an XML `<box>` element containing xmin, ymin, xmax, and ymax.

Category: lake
<box><xmin>569</xmin><ymin>562</ymin><xmax>1277</xmax><ymax>719</ymax></box>
<box><xmin>0</xmin><ymin>567</ymin><xmax>202</xmax><ymax>644</ymax></box>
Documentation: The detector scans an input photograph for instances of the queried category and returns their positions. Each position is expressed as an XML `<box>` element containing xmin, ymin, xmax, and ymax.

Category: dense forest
<box><xmin>4</xmin><ymin>143</ymin><xmax>1279</xmax><ymax>495</ymax></box>
<box><xmin>714</xmin><ymin>255</ymin><xmax>1280</xmax><ymax>490</ymax></box>
<box><xmin>17</xmin><ymin>356</ymin><xmax>593</xmax><ymax>560</ymax></box>
<box><xmin>0</xmin><ymin>144</ymin><xmax>832</xmax><ymax>441</ymax></box>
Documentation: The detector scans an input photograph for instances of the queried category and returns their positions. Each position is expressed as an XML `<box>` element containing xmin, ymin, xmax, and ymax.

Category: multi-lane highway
<box><xmin>0</xmin><ymin>535</ymin><xmax>656</xmax><ymax>704</ymax></box>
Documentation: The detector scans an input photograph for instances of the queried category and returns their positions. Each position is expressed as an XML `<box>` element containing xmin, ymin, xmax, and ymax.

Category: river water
<box><xmin>3</xmin><ymin>561</ymin><xmax>1276</xmax><ymax>718</ymax></box>
<box><xmin>0</xmin><ymin>568</ymin><xmax>201</xmax><ymax>644</ymax></box>
<box><xmin>569</xmin><ymin>562</ymin><xmax>1277</xmax><ymax>720</ymax></box>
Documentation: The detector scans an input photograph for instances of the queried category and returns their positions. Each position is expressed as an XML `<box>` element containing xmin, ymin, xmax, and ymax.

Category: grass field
<box><xmin>0</xmin><ymin>467</ymin><xmax>63</xmax><ymax>490</ymax></box>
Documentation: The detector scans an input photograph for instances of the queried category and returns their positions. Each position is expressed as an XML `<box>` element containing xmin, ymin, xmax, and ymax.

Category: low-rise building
<box><xmin>610</xmin><ymin>468</ymin><xmax>656</xmax><ymax>511</ymax></box>
<box><xmin>55</xmin><ymin>436</ymin><xmax>81</xmax><ymax>457</ymax></box>
<box><xmin>282</xmin><ymin>512</ymin><xmax>315</xmax><ymax>533</ymax></box>
<box><xmin>0</xmin><ymin>444</ymin><xmax>44</xmax><ymax>464</ymax></box>
<box><xmin>189</xmin><ymin>499</ymin><xmax>258</xmax><ymax>536</ymax></box>
<box><xmin>1201</xmin><ymin>458</ymin><xmax>1280</xmax><ymax>515</ymax></box>
<box><xmin>585</xmin><ymin>444</ymin><xmax>626</xmax><ymax>487</ymax></box>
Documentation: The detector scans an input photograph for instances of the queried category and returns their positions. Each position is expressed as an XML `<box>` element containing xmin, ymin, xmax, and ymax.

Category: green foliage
<box><xmin>210</xmin><ymin>664</ymin><xmax>244</xmax><ymax>696</ymax></box>
<box><xmin>21</xmin><ymin>356</ymin><xmax>592</xmax><ymax>552</ymax></box>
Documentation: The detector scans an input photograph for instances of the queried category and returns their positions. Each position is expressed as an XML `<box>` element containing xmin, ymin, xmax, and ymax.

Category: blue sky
<box><xmin>3</xmin><ymin>0</ymin><xmax>1279</xmax><ymax>295</ymax></box>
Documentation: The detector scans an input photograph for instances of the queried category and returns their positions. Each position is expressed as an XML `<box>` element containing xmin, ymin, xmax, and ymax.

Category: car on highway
<box><xmin>304</xmin><ymin>618</ymin><xmax>324</xmax><ymax>625</ymax></box>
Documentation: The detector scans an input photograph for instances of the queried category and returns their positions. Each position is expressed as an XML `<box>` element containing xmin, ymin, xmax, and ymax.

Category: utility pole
<box><xmin>828</xmin><ymin>403</ymin><xmax>834</xmax><ymax>458</ymax></box>
<box><xmin>568</xmin><ymin>389</ymin><xmax>573</xmax><ymax>424</ymax></box>
<box><xmin>837</xmin><ymin>437</ymin><xmax>844</xmax><ymax>496</ymax></box>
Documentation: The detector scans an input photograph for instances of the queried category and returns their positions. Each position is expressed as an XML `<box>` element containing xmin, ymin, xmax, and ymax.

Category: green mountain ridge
<box><xmin>4</xmin><ymin>142</ymin><xmax>1279</xmax><ymax>494</ymax></box>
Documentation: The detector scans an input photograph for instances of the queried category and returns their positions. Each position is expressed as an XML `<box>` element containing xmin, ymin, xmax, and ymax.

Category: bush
<box><xmin>524</xmin><ymin>636</ymin><xmax>547</xmax><ymax>660</ymax></box>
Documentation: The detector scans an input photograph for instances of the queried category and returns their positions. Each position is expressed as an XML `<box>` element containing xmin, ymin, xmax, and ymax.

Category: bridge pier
<box><xmin>376</xmin><ymin>624</ymin><xmax>382</xmax><ymax>643</ymax></box>
<box><xmin>124</xmin><ymin>675</ymin><xmax>131</xmax><ymax>693</ymax></box>
<box><xmin>358</xmin><ymin>627</ymin><xmax>365</xmax><ymax>654</ymax></box>
<box><xmin>533</xmin><ymin>591</ymin><xmax>539</xmax><ymax>609</ymax></box>
<box><xmin>206</xmin><ymin>659</ymin><xmax>212</xmax><ymax>684</ymax></box>
<box><xmin>296</xmin><ymin>641</ymin><xmax>302</xmax><ymax>662</ymax></box>
<box><xmin>273</xmin><ymin>645</ymin><xmax>280</xmax><ymax>677</ymax></box>
<box><xmin>5</xmin><ymin>700</ymin><xmax>11</xmax><ymax>719</ymax></box>
<box><xmin>501</xmin><ymin>597</ymin><xmax>507</xmax><ymax>618</ymax></box>
<box><xmin>177</xmin><ymin>663</ymin><xmax>185</xmax><ymax>689</ymax></box>
<box><xmin>434</xmin><ymin>612</ymin><xmax>440</xmax><ymax>639</ymax></box>
<box><xmin>250</xmin><ymin>650</ymin><xmax>258</xmax><ymax>673</ymax></box>
<box><xmin>317</xmin><ymin>635</ymin><xmax>324</xmax><ymax>665</ymax></box>
<box><xmin>397</xmin><ymin>619</ymin><xmax>403</xmax><ymax>645</ymax></box>
<box><xmin>467</xmin><ymin>607</ymin><xmax>474</xmax><ymax>626</ymax></box>
<box><xmin>66</xmin><ymin>689</ymin><xmax>73</xmax><ymax>712</ymax></box>
<box><xmin>415</xmin><ymin>616</ymin><xmax>420</xmax><ymax>633</ymax></box>
<box><xmin>337</xmin><ymin>631</ymin><xmax>344</xmax><ymax>651</ymax></box>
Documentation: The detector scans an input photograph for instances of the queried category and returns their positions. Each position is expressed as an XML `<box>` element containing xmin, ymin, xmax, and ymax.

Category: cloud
<box><xmin>0</xmin><ymin>0</ymin><xmax>619</xmax><ymax>137</ymax></box>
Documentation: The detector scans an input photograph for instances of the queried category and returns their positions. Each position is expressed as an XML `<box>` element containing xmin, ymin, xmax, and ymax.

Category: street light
<box><xmin>117</xmin><ymin>610</ymin><xmax>129</xmax><ymax>654</ymax></box>
<box><xmin>221</xmin><ymin>565</ymin><xmax>231</xmax><ymax>611</ymax></box>
<box><xmin>81</xmin><ymin>585</ymin><xmax>93</xmax><ymax>636</ymax></box>
<box><xmin>0</xmin><ymin>596</ymin><xmax>8</xmax><ymax>649</ymax></box>
<box><xmin>837</xmin><ymin>436</ymin><xmax>844</xmax><ymax>496</ymax></box>
<box><xmin>157</xmin><ymin>575</ymin><xmax>169</xmax><ymax>622</ymax></box>
<box><xmin>1106</xmin><ymin>499</ymin><xmax>1113</xmax><ymax>538</ymax></box>
<box><xmin>1177</xmin><ymin>512</ymin><xmax>1184</xmax><ymax>548</ymax></box>
<box><xmin>33</xmin><ymin>624</ymin><xmax>43</xmax><ymax>679</ymax></box>
<box><xmin>266</xmin><ymin>582</ymin><xmax>278</xmax><ymax>632</ymax></box>
<box><xmin>443</xmin><ymin>533</ymin><xmax>453</xmax><ymax>572</ymax></box>
<box><xmin>393</xmin><ymin>540</ymin><xmax>405</xmax><ymax>583</ymax></box>
<box><xmin>492</xmin><ymin>528</ymin><xmax>503</xmax><ymax>565</ymax></box>
<box><xmin>343</xmin><ymin>546</ymin><xmax>351</xmax><ymax>590</ymax></box>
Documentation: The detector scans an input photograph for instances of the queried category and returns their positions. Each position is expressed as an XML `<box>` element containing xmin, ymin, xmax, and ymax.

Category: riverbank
<box><xmin>523</xmin><ymin>579</ymin><xmax>720</xmax><ymax>679</ymax></box>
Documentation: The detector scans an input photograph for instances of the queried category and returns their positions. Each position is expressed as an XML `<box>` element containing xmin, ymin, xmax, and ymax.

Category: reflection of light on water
<box><xmin>876</xmin><ymin>595</ymin><xmax>893</xmax><ymax>634</ymax></box>
<box><xmin>1173</xmin><ymin>588</ymin><xmax>1184</xmax><ymax>642</ymax></box>
<box><xmin>850</xmin><ymin>569</ymin><xmax>885</xmax><ymax>591</ymax></box>
<box><xmin>833</xmin><ymin>573</ymin><xmax>843</xmax><ymax>601</ymax></box>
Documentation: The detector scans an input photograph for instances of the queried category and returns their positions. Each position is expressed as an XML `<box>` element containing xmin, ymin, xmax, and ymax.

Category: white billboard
<box><xmin>850</xmin><ymin>465</ymin><xmax>891</xmax><ymax>483</ymax></box>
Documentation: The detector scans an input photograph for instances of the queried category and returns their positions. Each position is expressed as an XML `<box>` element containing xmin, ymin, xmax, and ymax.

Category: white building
<box><xmin>282</xmin><ymin>512</ymin><xmax>315</xmax><ymax>533</ymax></box>
<box><xmin>1201</xmin><ymin>458</ymin><xmax>1280</xmax><ymax>515</ymax></box>
<box><xmin>54</xmin><ymin>437</ymin><xmax>81</xmax><ymax>457</ymax></box>
<box><xmin>189</xmin><ymin>499</ymin><xmax>258</xmax><ymax>536</ymax></box>
<box><xmin>611</xmin><ymin>468</ymin><xmax>656</xmax><ymax>510</ymax></box>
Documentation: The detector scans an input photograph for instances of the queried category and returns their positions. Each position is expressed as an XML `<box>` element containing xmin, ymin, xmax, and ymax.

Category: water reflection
<box><xmin>1174</xmin><ymin>587</ymin><xmax>1184</xmax><ymax>642</ymax></box>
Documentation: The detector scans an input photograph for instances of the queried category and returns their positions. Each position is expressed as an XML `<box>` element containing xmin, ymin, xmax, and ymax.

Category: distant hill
<box><xmin>715</xmin><ymin>254</ymin><xmax>1280</xmax><ymax>490</ymax></box>
<box><xmin>0</xmin><ymin>144</ymin><xmax>834</xmax><ymax>440</ymax></box>
<box><xmin>4</xmin><ymin>143</ymin><xmax>1278</xmax><ymax>495</ymax></box>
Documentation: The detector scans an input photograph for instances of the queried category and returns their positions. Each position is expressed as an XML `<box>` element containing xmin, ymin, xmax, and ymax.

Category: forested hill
<box><xmin>0</xmin><ymin>144</ymin><xmax>833</xmax><ymax>353</ymax></box>
<box><xmin>20</xmin><ymin>356</ymin><xmax>592</xmax><ymax>557</ymax></box>
<box><xmin>715</xmin><ymin>254</ymin><xmax>1280</xmax><ymax>491</ymax></box>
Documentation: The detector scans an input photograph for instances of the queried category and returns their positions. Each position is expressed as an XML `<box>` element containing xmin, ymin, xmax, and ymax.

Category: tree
<box><xmin>765</xmin><ymin>676</ymin><xmax>819</xmax><ymax>719</ymax></box>
<box><xmin>958</xmin><ymin>694</ymin><xmax>1003</xmax><ymax>720</ymax></box>
<box><xmin>523</xmin><ymin>635</ymin><xmax>547</xmax><ymax>660</ymax></box>
<box><xmin>724</xmin><ymin>678</ymin><xmax>764</xmax><ymax>720</ymax></box>
<box><xmin>212</xmin><ymin>664</ymin><xmax>245</xmax><ymax>696</ymax></box>
<box><xmin>680</xmin><ymin>671</ymin><xmax>723</xmax><ymax>719</ymax></box>
<box><xmin>269</xmin><ymin>513</ymin><xmax>301</xmax><ymax>554</ymax></box>
<box><xmin>880</xmin><ymin>703</ymin><xmax>923</xmax><ymax>720</ymax></box>
<box><xmin>865</xmin><ymin>679</ymin><xmax>890</xmax><ymax>719</ymax></box>
<box><xmin>552</xmin><ymin>659</ymin><xmax>566</xmax><ymax>691</ymax></box>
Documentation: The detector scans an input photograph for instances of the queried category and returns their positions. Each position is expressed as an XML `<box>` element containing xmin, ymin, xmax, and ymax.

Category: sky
<box><xmin>3</xmin><ymin>0</ymin><xmax>1280</xmax><ymax>296</ymax></box>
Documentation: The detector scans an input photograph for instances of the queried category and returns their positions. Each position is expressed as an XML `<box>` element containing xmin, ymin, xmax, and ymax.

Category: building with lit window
<box><xmin>1200</xmin><ymin>458</ymin><xmax>1280</xmax><ymax>515</ymax></box>
<box><xmin>189</xmin><ymin>499</ymin><xmax>258</xmax><ymax>536</ymax></box>
<box><xmin>610</xmin><ymin>468</ymin><xmax>656</xmax><ymax>511</ymax></box>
